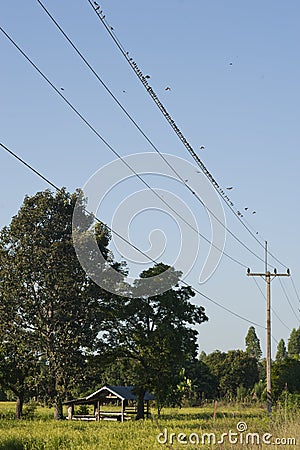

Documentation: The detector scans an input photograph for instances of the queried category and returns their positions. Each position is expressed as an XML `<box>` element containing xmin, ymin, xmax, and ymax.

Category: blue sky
<box><xmin>1</xmin><ymin>0</ymin><xmax>300</xmax><ymax>357</ymax></box>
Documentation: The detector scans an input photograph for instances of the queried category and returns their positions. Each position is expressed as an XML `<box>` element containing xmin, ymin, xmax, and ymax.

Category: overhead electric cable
<box><xmin>252</xmin><ymin>277</ymin><xmax>291</xmax><ymax>332</ymax></box>
<box><xmin>0</xmin><ymin>25</ymin><xmax>251</xmax><ymax>269</ymax></box>
<box><xmin>290</xmin><ymin>276</ymin><xmax>300</xmax><ymax>305</ymax></box>
<box><xmin>86</xmin><ymin>0</ymin><xmax>288</xmax><ymax>270</ymax></box>
<box><xmin>0</xmin><ymin>141</ymin><xmax>265</xmax><ymax>331</ymax></box>
<box><xmin>278</xmin><ymin>278</ymin><xmax>300</xmax><ymax>323</ymax></box>
<box><xmin>35</xmin><ymin>0</ymin><xmax>266</xmax><ymax>268</ymax></box>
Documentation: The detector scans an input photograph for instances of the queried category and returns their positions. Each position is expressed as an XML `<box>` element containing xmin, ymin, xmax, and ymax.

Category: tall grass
<box><xmin>0</xmin><ymin>402</ymin><xmax>299</xmax><ymax>449</ymax></box>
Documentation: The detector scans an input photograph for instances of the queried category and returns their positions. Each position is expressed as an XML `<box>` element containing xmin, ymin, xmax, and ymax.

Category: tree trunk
<box><xmin>135</xmin><ymin>388</ymin><xmax>146</xmax><ymax>420</ymax></box>
<box><xmin>15</xmin><ymin>394</ymin><xmax>24</xmax><ymax>420</ymax></box>
<box><xmin>54</xmin><ymin>397</ymin><xmax>64</xmax><ymax>420</ymax></box>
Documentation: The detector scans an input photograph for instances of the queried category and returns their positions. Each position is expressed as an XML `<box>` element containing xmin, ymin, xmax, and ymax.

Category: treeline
<box><xmin>0</xmin><ymin>189</ymin><xmax>299</xmax><ymax>420</ymax></box>
<box><xmin>177</xmin><ymin>326</ymin><xmax>300</xmax><ymax>407</ymax></box>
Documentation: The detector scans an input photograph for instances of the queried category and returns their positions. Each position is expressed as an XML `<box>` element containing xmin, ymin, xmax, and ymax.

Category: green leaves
<box><xmin>99</xmin><ymin>263</ymin><xmax>208</xmax><ymax>412</ymax></box>
<box><xmin>0</xmin><ymin>188</ymin><xmax>114</xmax><ymax>417</ymax></box>
<box><xmin>245</xmin><ymin>326</ymin><xmax>262</xmax><ymax>360</ymax></box>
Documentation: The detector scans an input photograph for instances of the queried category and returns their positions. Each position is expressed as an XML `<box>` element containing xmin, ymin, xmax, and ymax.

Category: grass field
<box><xmin>0</xmin><ymin>401</ymin><xmax>299</xmax><ymax>449</ymax></box>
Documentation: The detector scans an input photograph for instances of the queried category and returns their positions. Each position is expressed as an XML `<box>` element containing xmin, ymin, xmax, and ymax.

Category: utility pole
<box><xmin>247</xmin><ymin>241</ymin><xmax>290</xmax><ymax>414</ymax></box>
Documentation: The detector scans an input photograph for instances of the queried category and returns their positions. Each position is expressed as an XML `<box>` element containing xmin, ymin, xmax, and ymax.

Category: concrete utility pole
<box><xmin>247</xmin><ymin>241</ymin><xmax>290</xmax><ymax>414</ymax></box>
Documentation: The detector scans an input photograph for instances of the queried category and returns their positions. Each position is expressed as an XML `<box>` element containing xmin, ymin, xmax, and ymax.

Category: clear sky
<box><xmin>1</xmin><ymin>0</ymin><xmax>300</xmax><ymax>357</ymax></box>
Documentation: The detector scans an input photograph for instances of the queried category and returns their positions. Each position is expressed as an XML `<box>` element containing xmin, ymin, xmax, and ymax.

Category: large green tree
<box><xmin>0</xmin><ymin>189</ymin><xmax>116</xmax><ymax>419</ymax></box>
<box><xmin>100</xmin><ymin>263</ymin><xmax>208</xmax><ymax>418</ymax></box>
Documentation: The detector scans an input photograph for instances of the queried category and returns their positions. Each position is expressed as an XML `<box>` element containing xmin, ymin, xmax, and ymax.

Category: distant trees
<box><xmin>272</xmin><ymin>357</ymin><xmax>300</xmax><ymax>399</ymax></box>
<box><xmin>272</xmin><ymin>329</ymin><xmax>300</xmax><ymax>401</ymax></box>
<box><xmin>270</xmin><ymin>329</ymin><xmax>300</xmax><ymax>401</ymax></box>
<box><xmin>182</xmin><ymin>358</ymin><xmax>218</xmax><ymax>403</ymax></box>
<box><xmin>202</xmin><ymin>349</ymin><xmax>259</xmax><ymax>399</ymax></box>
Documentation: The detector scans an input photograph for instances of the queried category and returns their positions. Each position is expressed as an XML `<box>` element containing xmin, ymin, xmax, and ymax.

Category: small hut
<box><xmin>64</xmin><ymin>385</ymin><xmax>155</xmax><ymax>422</ymax></box>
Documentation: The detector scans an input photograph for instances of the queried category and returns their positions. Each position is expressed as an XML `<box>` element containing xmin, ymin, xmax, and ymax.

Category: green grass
<box><xmin>0</xmin><ymin>402</ymin><xmax>299</xmax><ymax>449</ymax></box>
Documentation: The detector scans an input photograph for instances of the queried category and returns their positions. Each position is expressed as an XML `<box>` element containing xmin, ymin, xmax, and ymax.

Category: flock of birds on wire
<box><xmin>91</xmin><ymin>2</ymin><xmax>258</xmax><ymax>224</ymax></box>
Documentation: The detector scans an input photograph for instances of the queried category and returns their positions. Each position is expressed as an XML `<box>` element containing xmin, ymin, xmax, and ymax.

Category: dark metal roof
<box><xmin>86</xmin><ymin>385</ymin><xmax>155</xmax><ymax>401</ymax></box>
<box><xmin>64</xmin><ymin>385</ymin><xmax>155</xmax><ymax>405</ymax></box>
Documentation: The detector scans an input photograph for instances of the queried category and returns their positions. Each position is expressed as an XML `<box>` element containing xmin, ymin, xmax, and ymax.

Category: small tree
<box><xmin>245</xmin><ymin>326</ymin><xmax>262</xmax><ymax>360</ymax></box>
<box><xmin>0</xmin><ymin>340</ymin><xmax>37</xmax><ymax>419</ymax></box>
<box><xmin>288</xmin><ymin>328</ymin><xmax>300</xmax><ymax>358</ymax></box>
<box><xmin>276</xmin><ymin>338</ymin><xmax>287</xmax><ymax>361</ymax></box>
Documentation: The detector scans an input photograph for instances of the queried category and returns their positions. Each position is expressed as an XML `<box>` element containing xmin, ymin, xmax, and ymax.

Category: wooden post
<box><xmin>97</xmin><ymin>400</ymin><xmax>100</xmax><ymax>421</ymax></box>
<box><xmin>247</xmin><ymin>254</ymin><xmax>290</xmax><ymax>415</ymax></box>
<box><xmin>67</xmin><ymin>404</ymin><xmax>73</xmax><ymax>420</ymax></box>
<box><xmin>213</xmin><ymin>400</ymin><xmax>218</xmax><ymax>421</ymax></box>
<box><xmin>121</xmin><ymin>399</ymin><xmax>125</xmax><ymax>422</ymax></box>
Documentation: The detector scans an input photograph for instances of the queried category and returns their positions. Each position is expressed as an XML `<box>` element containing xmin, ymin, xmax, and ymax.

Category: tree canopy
<box><xmin>99</xmin><ymin>263</ymin><xmax>208</xmax><ymax>417</ymax></box>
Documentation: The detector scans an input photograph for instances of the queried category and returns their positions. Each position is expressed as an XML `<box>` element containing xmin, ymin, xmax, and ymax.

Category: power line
<box><xmin>290</xmin><ymin>275</ymin><xmax>300</xmax><ymax>305</ymax></box>
<box><xmin>35</xmin><ymin>0</ymin><xmax>264</xmax><ymax>269</ymax></box>
<box><xmin>0</xmin><ymin>25</ymin><xmax>251</xmax><ymax>269</ymax></box>
<box><xmin>278</xmin><ymin>277</ymin><xmax>300</xmax><ymax>323</ymax></box>
<box><xmin>0</xmin><ymin>141</ymin><xmax>265</xmax><ymax>331</ymax></box>
<box><xmin>252</xmin><ymin>277</ymin><xmax>291</xmax><ymax>332</ymax></box>
<box><xmin>86</xmin><ymin>0</ymin><xmax>289</xmax><ymax>271</ymax></box>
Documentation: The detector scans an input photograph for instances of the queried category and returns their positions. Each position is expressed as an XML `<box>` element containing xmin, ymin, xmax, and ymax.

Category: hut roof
<box><xmin>64</xmin><ymin>385</ymin><xmax>155</xmax><ymax>405</ymax></box>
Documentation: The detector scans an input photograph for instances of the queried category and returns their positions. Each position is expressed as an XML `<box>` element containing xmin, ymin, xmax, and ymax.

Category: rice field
<box><xmin>0</xmin><ymin>402</ymin><xmax>299</xmax><ymax>449</ymax></box>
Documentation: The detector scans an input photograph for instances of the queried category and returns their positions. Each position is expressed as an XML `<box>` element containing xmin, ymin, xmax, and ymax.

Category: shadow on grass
<box><xmin>0</xmin><ymin>439</ymin><xmax>24</xmax><ymax>450</ymax></box>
